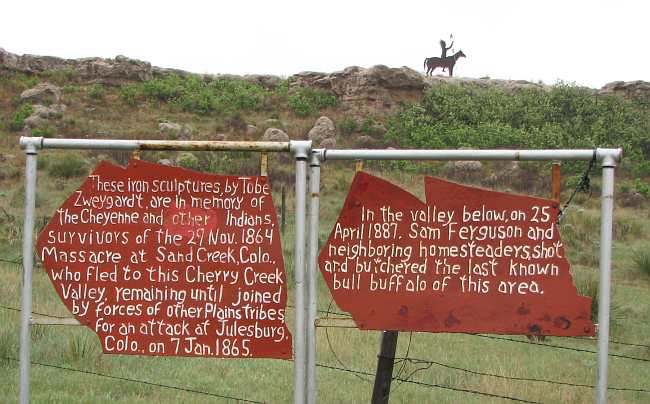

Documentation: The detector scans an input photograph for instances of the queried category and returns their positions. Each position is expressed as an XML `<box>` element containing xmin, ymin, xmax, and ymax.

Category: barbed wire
<box><xmin>315</xmin><ymin>362</ymin><xmax>540</xmax><ymax>403</ymax></box>
<box><xmin>1</xmin><ymin>355</ymin><xmax>264</xmax><ymax>403</ymax></box>
<box><xmin>471</xmin><ymin>334</ymin><xmax>650</xmax><ymax>362</ymax></box>
<box><xmin>387</xmin><ymin>356</ymin><xmax>650</xmax><ymax>394</ymax></box>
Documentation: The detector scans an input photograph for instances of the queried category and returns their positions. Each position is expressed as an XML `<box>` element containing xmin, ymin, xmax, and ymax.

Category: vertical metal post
<box><xmin>306</xmin><ymin>152</ymin><xmax>321</xmax><ymax>404</ymax></box>
<box><xmin>597</xmin><ymin>157</ymin><xmax>616</xmax><ymax>404</ymax></box>
<box><xmin>355</xmin><ymin>159</ymin><xmax>364</xmax><ymax>172</ymax></box>
<box><xmin>19</xmin><ymin>144</ymin><xmax>38</xmax><ymax>404</ymax></box>
<box><xmin>260</xmin><ymin>152</ymin><xmax>269</xmax><ymax>176</ymax></box>
<box><xmin>371</xmin><ymin>331</ymin><xmax>399</xmax><ymax>404</ymax></box>
<box><xmin>551</xmin><ymin>161</ymin><xmax>561</xmax><ymax>203</ymax></box>
<box><xmin>292</xmin><ymin>141</ymin><xmax>310</xmax><ymax>404</ymax></box>
<box><xmin>281</xmin><ymin>184</ymin><xmax>286</xmax><ymax>234</ymax></box>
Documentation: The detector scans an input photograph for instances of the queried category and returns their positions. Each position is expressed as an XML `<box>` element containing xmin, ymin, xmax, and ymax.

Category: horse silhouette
<box><xmin>424</xmin><ymin>50</ymin><xmax>466</xmax><ymax>77</ymax></box>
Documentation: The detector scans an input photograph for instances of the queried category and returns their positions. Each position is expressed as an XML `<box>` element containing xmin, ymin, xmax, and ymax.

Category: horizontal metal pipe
<box><xmin>321</xmin><ymin>148</ymin><xmax>622</xmax><ymax>162</ymax></box>
<box><xmin>20</xmin><ymin>137</ymin><xmax>291</xmax><ymax>152</ymax></box>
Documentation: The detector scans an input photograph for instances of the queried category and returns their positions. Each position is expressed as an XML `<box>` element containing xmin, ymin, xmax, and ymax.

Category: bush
<box><xmin>31</xmin><ymin>126</ymin><xmax>55</xmax><ymax>138</ymax></box>
<box><xmin>48</xmin><ymin>155</ymin><xmax>86</xmax><ymax>178</ymax></box>
<box><xmin>288</xmin><ymin>87</ymin><xmax>338</xmax><ymax>117</ymax></box>
<box><xmin>119</xmin><ymin>85</ymin><xmax>140</xmax><ymax>106</ymax></box>
<box><xmin>386</xmin><ymin>83</ymin><xmax>650</xmax><ymax>176</ymax></box>
<box><xmin>8</xmin><ymin>104</ymin><xmax>33</xmax><ymax>132</ymax></box>
<box><xmin>140</xmin><ymin>75</ymin><xmax>268</xmax><ymax>116</ymax></box>
<box><xmin>177</xmin><ymin>152</ymin><xmax>200</xmax><ymax>170</ymax></box>
<box><xmin>339</xmin><ymin>116</ymin><xmax>358</xmax><ymax>136</ymax></box>
<box><xmin>88</xmin><ymin>84</ymin><xmax>105</xmax><ymax>100</ymax></box>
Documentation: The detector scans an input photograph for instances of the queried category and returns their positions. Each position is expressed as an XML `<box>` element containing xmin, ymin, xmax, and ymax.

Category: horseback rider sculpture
<box><xmin>439</xmin><ymin>39</ymin><xmax>454</xmax><ymax>72</ymax></box>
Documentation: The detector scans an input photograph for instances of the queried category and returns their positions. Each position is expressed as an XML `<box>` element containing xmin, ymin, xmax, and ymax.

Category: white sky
<box><xmin>2</xmin><ymin>0</ymin><xmax>648</xmax><ymax>88</ymax></box>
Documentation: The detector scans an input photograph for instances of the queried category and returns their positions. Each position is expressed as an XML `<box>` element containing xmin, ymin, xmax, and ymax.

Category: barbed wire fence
<box><xmin>2</xmin><ymin>257</ymin><xmax>649</xmax><ymax>402</ymax></box>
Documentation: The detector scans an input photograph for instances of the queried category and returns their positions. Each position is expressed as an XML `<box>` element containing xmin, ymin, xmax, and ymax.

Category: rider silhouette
<box><xmin>440</xmin><ymin>39</ymin><xmax>454</xmax><ymax>58</ymax></box>
<box><xmin>439</xmin><ymin>39</ymin><xmax>454</xmax><ymax>72</ymax></box>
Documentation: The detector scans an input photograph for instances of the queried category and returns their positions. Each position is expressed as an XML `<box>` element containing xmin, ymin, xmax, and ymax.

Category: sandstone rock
<box><xmin>159</xmin><ymin>122</ymin><xmax>192</xmax><ymax>139</ymax></box>
<box><xmin>599</xmin><ymin>80</ymin><xmax>650</xmax><ymax>102</ymax></box>
<box><xmin>32</xmin><ymin>104</ymin><xmax>66</xmax><ymax>118</ymax></box>
<box><xmin>213</xmin><ymin>133</ymin><xmax>227</xmax><ymax>141</ymax></box>
<box><xmin>246</xmin><ymin>125</ymin><xmax>259</xmax><ymax>137</ymax></box>
<box><xmin>157</xmin><ymin>159</ymin><xmax>174</xmax><ymax>166</ymax></box>
<box><xmin>21</xmin><ymin>82</ymin><xmax>62</xmax><ymax>104</ymax></box>
<box><xmin>262</xmin><ymin>128</ymin><xmax>289</xmax><ymax>142</ymax></box>
<box><xmin>307</xmin><ymin>116</ymin><xmax>336</xmax><ymax>144</ymax></box>
<box><xmin>319</xmin><ymin>138</ymin><xmax>337</xmax><ymax>148</ymax></box>
<box><xmin>23</xmin><ymin>114</ymin><xmax>47</xmax><ymax>129</ymax></box>
<box><xmin>448</xmin><ymin>160</ymin><xmax>483</xmax><ymax>172</ymax></box>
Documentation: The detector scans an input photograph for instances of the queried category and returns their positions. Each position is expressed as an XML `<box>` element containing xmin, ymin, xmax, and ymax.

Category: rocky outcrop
<box><xmin>21</xmin><ymin>82</ymin><xmax>62</xmax><ymax>104</ymax></box>
<box><xmin>262</xmin><ymin>128</ymin><xmax>289</xmax><ymax>142</ymax></box>
<box><xmin>307</xmin><ymin>116</ymin><xmax>336</xmax><ymax>146</ymax></box>
<box><xmin>599</xmin><ymin>80</ymin><xmax>650</xmax><ymax>103</ymax></box>
<box><xmin>159</xmin><ymin>122</ymin><xmax>193</xmax><ymax>139</ymax></box>
<box><xmin>1</xmin><ymin>47</ymin><xmax>152</xmax><ymax>82</ymax></box>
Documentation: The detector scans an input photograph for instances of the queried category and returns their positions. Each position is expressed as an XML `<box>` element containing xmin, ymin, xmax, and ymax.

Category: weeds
<box><xmin>48</xmin><ymin>155</ymin><xmax>87</xmax><ymax>178</ymax></box>
<box><xmin>8</xmin><ymin>103</ymin><xmax>33</xmax><ymax>131</ymax></box>
<box><xmin>88</xmin><ymin>84</ymin><xmax>105</xmax><ymax>100</ymax></box>
<box><xmin>633</xmin><ymin>250</ymin><xmax>650</xmax><ymax>278</ymax></box>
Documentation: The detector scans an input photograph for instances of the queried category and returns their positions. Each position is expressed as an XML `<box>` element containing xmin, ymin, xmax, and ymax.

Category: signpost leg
<box><xmin>306</xmin><ymin>153</ymin><xmax>321</xmax><ymax>404</ymax></box>
<box><xmin>597</xmin><ymin>157</ymin><xmax>616</xmax><ymax>404</ymax></box>
<box><xmin>19</xmin><ymin>145</ymin><xmax>38</xmax><ymax>404</ymax></box>
<box><xmin>293</xmin><ymin>144</ymin><xmax>310</xmax><ymax>404</ymax></box>
<box><xmin>371</xmin><ymin>331</ymin><xmax>399</xmax><ymax>404</ymax></box>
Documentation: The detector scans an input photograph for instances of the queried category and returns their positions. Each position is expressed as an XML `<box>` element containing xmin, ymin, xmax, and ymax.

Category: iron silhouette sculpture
<box><xmin>424</xmin><ymin>50</ymin><xmax>466</xmax><ymax>77</ymax></box>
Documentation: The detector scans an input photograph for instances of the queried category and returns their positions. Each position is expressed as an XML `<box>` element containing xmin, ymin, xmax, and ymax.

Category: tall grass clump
<box><xmin>8</xmin><ymin>103</ymin><xmax>33</xmax><ymax>131</ymax></box>
<box><xmin>633</xmin><ymin>250</ymin><xmax>650</xmax><ymax>278</ymax></box>
<box><xmin>386</xmin><ymin>83</ymin><xmax>650</xmax><ymax>176</ymax></box>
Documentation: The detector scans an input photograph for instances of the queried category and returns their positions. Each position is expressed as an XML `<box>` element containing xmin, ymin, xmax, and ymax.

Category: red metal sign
<box><xmin>37</xmin><ymin>160</ymin><xmax>292</xmax><ymax>358</ymax></box>
<box><xmin>319</xmin><ymin>172</ymin><xmax>595</xmax><ymax>336</ymax></box>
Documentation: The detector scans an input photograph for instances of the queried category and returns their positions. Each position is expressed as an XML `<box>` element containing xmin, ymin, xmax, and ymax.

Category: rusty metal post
<box><xmin>551</xmin><ymin>161</ymin><xmax>561</xmax><ymax>203</ymax></box>
<box><xmin>371</xmin><ymin>331</ymin><xmax>399</xmax><ymax>404</ymax></box>
<box><xmin>306</xmin><ymin>151</ymin><xmax>321</xmax><ymax>404</ymax></box>
<box><xmin>260</xmin><ymin>152</ymin><xmax>269</xmax><ymax>176</ymax></box>
<box><xmin>355</xmin><ymin>159</ymin><xmax>364</xmax><ymax>172</ymax></box>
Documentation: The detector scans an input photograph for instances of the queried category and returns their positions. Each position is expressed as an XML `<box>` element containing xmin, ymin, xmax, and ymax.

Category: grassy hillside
<box><xmin>1</xmin><ymin>68</ymin><xmax>649</xmax><ymax>403</ymax></box>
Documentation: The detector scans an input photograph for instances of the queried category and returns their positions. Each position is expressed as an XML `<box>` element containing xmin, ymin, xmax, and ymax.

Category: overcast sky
<box><xmin>2</xmin><ymin>0</ymin><xmax>648</xmax><ymax>88</ymax></box>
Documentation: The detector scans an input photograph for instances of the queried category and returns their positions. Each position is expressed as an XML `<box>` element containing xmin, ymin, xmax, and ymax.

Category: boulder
<box><xmin>159</xmin><ymin>122</ymin><xmax>192</xmax><ymax>139</ymax></box>
<box><xmin>447</xmin><ymin>160</ymin><xmax>483</xmax><ymax>172</ymax></box>
<box><xmin>212</xmin><ymin>133</ymin><xmax>227</xmax><ymax>141</ymax></box>
<box><xmin>157</xmin><ymin>159</ymin><xmax>175</xmax><ymax>166</ymax></box>
<box><xmin>319</xmin><ymin>138</ymin><xmax>337</xmax><ymax>148</ymax></box>
<box><xmin>23</xmin><ymin>114</ymin><xmax>47</xmax><ymax>129</ymax></box>
<box><xmin>21</xmin><ymin>82</ymin><xmax>62</xmax><ymax>104</ymax></box>
<box><xmin>307</xmin><ymin>116</ymin><xmax>336</xmax><ymax>144</ymax></box>
<box><xmin>32</xmin><ymin>104</ymin><xmax>66</xmax><ymax>118</ymax></box>
<box><xmin>262</xmin><ymin>128</ymin><xmax>289</xmax><ymax>142</ymax></box>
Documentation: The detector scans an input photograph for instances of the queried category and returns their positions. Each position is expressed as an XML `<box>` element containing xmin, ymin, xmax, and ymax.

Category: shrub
<box><xmin>31</xmin><ymin>126</ymin><xmax>55</xmax><ymax>138</ymax></box>
<box><xmin>88</xmin><ymin>84</ymin><xmax>105</xmax><ymax>100</ymax></box>
<box><xmin>140</xmin><ymin>75</ymin><xmax>268</xmax><ymax>116</ymax></box>
<box><xmin>8</xmin><ymin>104</ymin><xmax>33</xmax><ymax>131</ymax></box>
<box><xmin>633</xmin><ymin>178</ymin><xmax>650</xmax><ymax>199</ymax></box>
<box><xmin>177</xmin><ymin>152</ymin><xmax>200</xmax><ymax>170</ymax></box>
<box><xmin>386</xmin><ymin>83</ymin><xmax>650</xmax><ymax>176</ymax></box>
<box><xmin>119</xmin><ymin>85</ymin><xmax>140</xmax><ymax>106</ymax></box>
<box><xmin>288</xmin><ymin>87</ymin><xmax>338</xmax><ymax>117</ymax></box>
<box><xmin>339</xmin><ymin>116</ymin><xmax>358</xmax><ymax>136</ymax></box>
<box><xmin>48</xmin><ymin>155</ymin><xmax>86</xmax><ymax>178</ymax></box>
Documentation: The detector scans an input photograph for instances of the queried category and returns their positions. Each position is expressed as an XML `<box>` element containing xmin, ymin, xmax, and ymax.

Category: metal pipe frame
<box><xmin>20</xmin><ymin>136</ymin><xmax>291</xmax><ymax>152</ymax></box>
<box><xmin>597</xmin><ymin>155</ymin><xmax>617</xmax><ymax>404</ymax></box>
<box><xmin>320</xmin><ymin>148</ymin><xmax>622</xmax><ymax>162</ymax></box>
<box><xmin>17</xmin><ymin>137</ymin><xmax>313</xmax><ymax>404</ymax></box>
<box><xmin>308</xmin><ymin>146</ymin><xmax>621</xmax><ymax>404</ymax></box>
<box><xmin>291</xmin><ymin>141</ymin><xmax>311</xmax><ymax>404</ymax></box>
<box><xmin>19</xmin><ymin>143</ymin><xmax>38</xmax><ymax>404</ymax></box>
<box><xmin>306</xmin><ymin>151</ymin><xmax>321</xmax><ymax>404</ymax></box>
